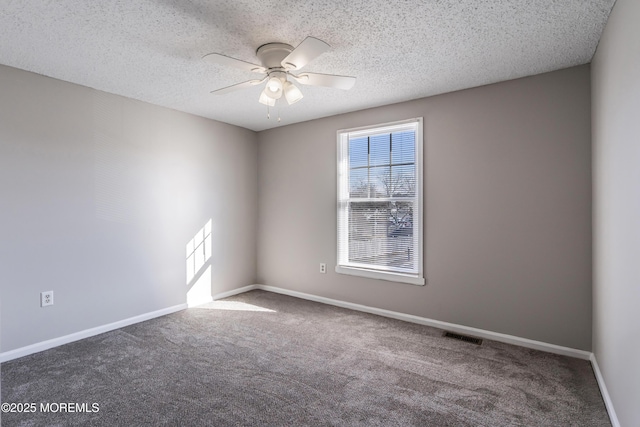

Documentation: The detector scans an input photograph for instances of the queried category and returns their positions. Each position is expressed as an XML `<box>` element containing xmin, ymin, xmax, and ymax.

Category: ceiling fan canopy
<box><xmin>203</xmin><ymin>37</ymin><xmax>356</xmax><ymax>109</ymax></box>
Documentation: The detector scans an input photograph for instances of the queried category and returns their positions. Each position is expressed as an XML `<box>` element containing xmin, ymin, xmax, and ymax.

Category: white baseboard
<box><xmin>0</xmin><ymin>284</ymin><xmax>592</xmax><ymax>363</ymax></box>
<box><xmin>187</xmin><ymin>296</ymin><xmax>213</xmax><ymax>308</ymax></box>
<box><xmin>590</xmin><ymin>353</ymin><xmax>620</xmax><ymax>427</ymax></box>
<box><xmin>0</xmin><ymin>283</ymin><xmax>619</xmax><ymax>427</ymax></box>
<box><xmin>187</xmin><ymin>297</ymin><xmax>213</xmax><ymax>308</ymax></box>
<box><xmin>0</xmin><ymin>285</ymin><xmax>258</xmax><ymax>362</ymax></box>
<box><xmin>254</xmin><ymin>284</ymin><xmax>592</xmax><ymax>360</ymax></box>
<box><xmin>0</xmin><ymin>303</ymin><xmax>187</xmax><ymax>363</ymax></box>
<box><xmin>212</xmin><ymin>285</ymin><xmax>258</xmax><ymax>301</ymax></box>
<box><xmin>188</xmin><ymin>286</ymin><xmax>260</xmax><ymax>308</ymax></box>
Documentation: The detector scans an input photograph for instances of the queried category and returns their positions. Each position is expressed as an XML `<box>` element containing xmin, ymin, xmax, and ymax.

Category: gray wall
<box><xmin>592</xmin><ymin>0</ymin><xmax>640</xmax><ymax>424</ymax></box>
<box><xmin>0</xmin><ymin>65</ymin><xmax>258</xmax><ymax>352</ymax></box>
<box><xmin>0</xmin><ymin>60</ymin><xmax>595</xmax><ymax>359</ymax></box>
<box><xmin>258</xmin><ymin>65</ymin><xmax>592</xmax><ymax>350</ymax></box>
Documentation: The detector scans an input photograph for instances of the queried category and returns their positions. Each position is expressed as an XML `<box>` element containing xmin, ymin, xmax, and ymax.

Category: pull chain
<box><xmin>265</xmin><ymin>100</ymin><xmax>281</xmax><ymax>122</ymax></box>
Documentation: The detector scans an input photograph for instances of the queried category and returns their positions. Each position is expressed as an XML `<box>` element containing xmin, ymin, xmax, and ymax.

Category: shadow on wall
<box><xmin>186</xmin><ymin>219</ymin><xmax>212</xmax><ymax>307</ymax></box>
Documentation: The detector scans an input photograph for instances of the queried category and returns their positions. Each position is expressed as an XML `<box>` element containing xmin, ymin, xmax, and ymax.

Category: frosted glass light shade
<box><xmin>284</xmin><ymin>81</ymin><xmax>303</xmax><ymax>105</ymax></box>
<box><xmin>264</xmin><ymin>77</ymin><xmax>283</xmax><ymax>99</ymax></box>
<box><xmin>267</xmin><ymin>76</ymin><xmax>282</xmax><ymax>92</ymax></box>
<box><xmin>259</xmin><ymin>89</ymin><xmax>276</xmax><ymax>106</ymax></box>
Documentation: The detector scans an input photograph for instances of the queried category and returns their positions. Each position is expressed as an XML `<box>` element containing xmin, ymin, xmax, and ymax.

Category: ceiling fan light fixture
<box><xmin>283</xmin><ymin>81</ymin><xmax>304</xmax><ymax>105</ymax></box>
<box><xmin>259</xmin><ymin>89</ymin><xmax>276</xmax><ymax>106</ymax></box>
<box><xmin>204</xmin><ymin>37</ymin><xmax>356</xmax><ymax>117</ymax></box>
<box><xmin>267</xmin><ymin>76</ymin><xmax>283</xmax><ymax>93</ymax></box>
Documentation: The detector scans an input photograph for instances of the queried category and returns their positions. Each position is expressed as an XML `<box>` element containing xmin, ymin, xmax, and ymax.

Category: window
<box><xmin>336</xmin><ymin>118</ymin><xmax>424</xmax><ymax>285</ymax></box>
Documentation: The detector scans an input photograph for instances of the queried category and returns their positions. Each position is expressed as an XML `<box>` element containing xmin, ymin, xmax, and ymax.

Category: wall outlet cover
<box><xmin>41</xmin><ymin>291</ymin><xmax>54</xmax><ymax>307</ymax></box>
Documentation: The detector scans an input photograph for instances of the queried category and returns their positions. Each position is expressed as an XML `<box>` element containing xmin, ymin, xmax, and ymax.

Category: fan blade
<box><xmin>210</xmin><ymin>78</ymin><xmax>266</xmax><ymax>95</ymax></box>
<box><xmin>281</xmin><ymin>37</ymin><xmax>330</xmax><ymax>71</ymax></box>
<box><xmin>291</xmin><ymin>72</ymin><xmax>356</xmax><ymax>90</ymax></box>
<box><xmin>203</xmin><ymin>53</ymin><xmax>266</xmax><ymax>74</ymax></box>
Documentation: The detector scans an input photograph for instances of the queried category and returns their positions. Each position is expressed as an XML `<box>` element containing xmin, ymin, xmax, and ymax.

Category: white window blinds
<box><xmin>337</xmin><ymin>118</ymin><xmax>424</xmax><ymax>285</ymax></box>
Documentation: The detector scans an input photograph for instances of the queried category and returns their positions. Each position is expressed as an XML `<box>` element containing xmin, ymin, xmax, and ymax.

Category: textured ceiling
<box><xmin>0</xmin><ymin>0</ymin><xmax>615</xmax><ymax>131</ymax></box>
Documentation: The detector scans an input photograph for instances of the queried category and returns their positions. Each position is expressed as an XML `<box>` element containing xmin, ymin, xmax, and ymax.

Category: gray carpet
<box><xmin>1</xmin><ymin>290</ymin><xmax>610</xmax><ymax>426</ymax></box>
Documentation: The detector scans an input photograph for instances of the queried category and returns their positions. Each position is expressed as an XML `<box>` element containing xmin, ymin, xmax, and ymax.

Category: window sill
<box><xmin>335</xmin><ymin>265</ymin><xmax>425</xmax><ymax>286</ymax></box>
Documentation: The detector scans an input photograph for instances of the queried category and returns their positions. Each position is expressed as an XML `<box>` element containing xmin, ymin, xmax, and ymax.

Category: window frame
<box><xmin>336</xmin><ymin>118</ymin><xmax>425</xmax><ymax>286</ymax></box>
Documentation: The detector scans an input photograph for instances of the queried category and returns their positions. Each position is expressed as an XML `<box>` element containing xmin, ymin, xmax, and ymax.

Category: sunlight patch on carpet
<box><xmin>200</xmin><ymin>301</ymin><xmax>276</xmax><ymax>312</ymax></box>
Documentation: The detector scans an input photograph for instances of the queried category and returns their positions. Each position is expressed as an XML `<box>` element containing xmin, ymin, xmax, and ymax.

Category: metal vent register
<box><xmin>443</xmin><ymin>331</ymin><xmax>483</xmax><ymax>346</ymax></box>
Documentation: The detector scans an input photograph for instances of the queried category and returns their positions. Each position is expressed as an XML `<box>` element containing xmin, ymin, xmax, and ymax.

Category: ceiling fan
<box><xmin>203</xmin><ymin>37</ymin><xmax>356</xmax><ymax>108</ymax></box>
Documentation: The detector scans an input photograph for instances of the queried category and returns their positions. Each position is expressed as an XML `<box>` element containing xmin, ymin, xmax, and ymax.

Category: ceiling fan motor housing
<box><xmin>256</xmin><ymin>43</ymin><xmax>294</xmax><ymax>70</ymax></box>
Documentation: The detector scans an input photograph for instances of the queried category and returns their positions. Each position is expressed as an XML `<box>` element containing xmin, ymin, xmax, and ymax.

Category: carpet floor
<box><xmin>1</xmin><ymin>290</ymin><xmax>610</xmax><ymax>426</ymax></box>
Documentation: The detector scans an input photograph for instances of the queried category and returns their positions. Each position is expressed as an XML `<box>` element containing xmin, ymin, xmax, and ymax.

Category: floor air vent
<box><xmin>443</xmin><ymin>331</ymin><xmax>483</xmax><ymax>346</ymax></box>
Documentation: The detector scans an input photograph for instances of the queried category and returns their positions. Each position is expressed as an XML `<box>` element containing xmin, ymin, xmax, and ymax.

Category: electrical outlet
<box><xmin>41</xmin><ymin>291</ymin><xmax>54</xmax><ymax>307</ymax></box>
<box><xmin>320</xmin><ymin>263</ymin><xmax>327</xmax><ymax>274</ymax></box>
